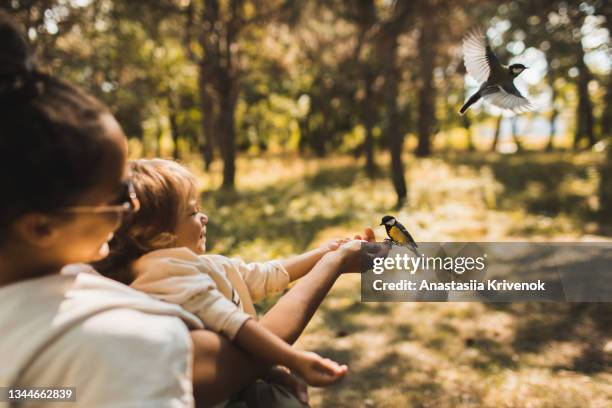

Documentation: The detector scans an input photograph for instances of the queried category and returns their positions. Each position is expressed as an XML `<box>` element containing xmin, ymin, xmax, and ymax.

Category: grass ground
<box><xmin>192</xmin><ymin>150</ymin><xmax>611</xmax><ymax>407</ymax></box>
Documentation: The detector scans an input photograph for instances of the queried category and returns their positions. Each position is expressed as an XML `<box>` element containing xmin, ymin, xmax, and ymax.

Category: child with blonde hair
<box><xmin>97</xmin><ymin>158</ymin><xmax>358</xmax><ymax>406</ymax></box>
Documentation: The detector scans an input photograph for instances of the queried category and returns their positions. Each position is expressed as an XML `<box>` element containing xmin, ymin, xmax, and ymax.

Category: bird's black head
<box><xmin>380</xmin><ymin>215</ymin><xmax>396</xmax><ymax>226</ymax></box>
<box><xmin>509</xmin><ymin>63</ymin><xmax>528</xmax><ymax>77</ymax></box>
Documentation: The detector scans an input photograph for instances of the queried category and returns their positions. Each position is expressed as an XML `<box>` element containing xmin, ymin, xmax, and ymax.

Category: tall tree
<box><xmin>377</xmin><ymin>0</ymin><xmax>414</xmax><ymax>207</ymax></box>
<box><xmin>573</xmin><ymin>40</ymin><xmax>596</xmax><ymax>149</ymax></box>
<box><xmin>490</xmin><ymin>115</ymin><xmax>503</xmax><ymax>152</ymax></box>
<box><xmin>415</xmin><ymin>15</ymin><xmax>436</xmax><ymax>157</ymax></box>
<box><xmin>183</xmin><ymin>0</ymin><xmax>293</xmax><ymax>188</ymax></box>
<box><xmin>595</xmin><ymin>0</ymin><xmax>612</xmax><ymax>216</ymax></box>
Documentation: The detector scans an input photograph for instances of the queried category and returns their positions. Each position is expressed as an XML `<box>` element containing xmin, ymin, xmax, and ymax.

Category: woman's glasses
<box><xmin>57</xmin><ymin>180</ymin><xmax>141</xmax><ymax>224</ymax></box>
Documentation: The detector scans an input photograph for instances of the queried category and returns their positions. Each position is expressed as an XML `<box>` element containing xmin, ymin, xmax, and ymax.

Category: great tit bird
<box><xmin>460</xmin><ymin>27</ymin><xmax>534</xmax><ymax>115</ymax></box>
<box><xmin>380</xmin><ymin>215</ymin><xmax>418</xmax><ymax>254</ymax></box>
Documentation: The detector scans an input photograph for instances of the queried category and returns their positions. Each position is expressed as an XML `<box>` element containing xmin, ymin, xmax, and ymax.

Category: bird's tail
<box><xmin>460</xmin><ymin>91</ymin><xmax>482</xmax><ymax>115</ymax></box>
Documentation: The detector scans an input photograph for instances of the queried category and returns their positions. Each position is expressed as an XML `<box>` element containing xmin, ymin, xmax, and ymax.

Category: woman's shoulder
<box><xmin>19</xmin><ymin>308</ymin><xmax>195</xmax><ymax>406</ymax></box>
<box><xmin>0</xmin><ymin>271</ymin><xmax>198</xmax><ymax>400</ymax></box>
<box><xmin>0</xmin><ymin>268</ymin><xmax>201</xmax><ymax>335</ymax></box>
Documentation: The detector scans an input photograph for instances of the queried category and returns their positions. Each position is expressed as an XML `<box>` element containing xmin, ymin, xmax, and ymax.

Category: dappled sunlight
<box><xmin>196</xmin><ymin>151</ymin><xmax>609</xmax><ymax>262</ymax></box>
<box><xmin>193</xmin><ymin>153</ymin><xmax>612</xmax><ymax>407</ymax></box>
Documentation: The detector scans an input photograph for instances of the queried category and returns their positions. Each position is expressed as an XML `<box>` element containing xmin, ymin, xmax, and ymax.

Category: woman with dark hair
<box><xmin>0</xmin><ymin>11</ymin><xmax>374</xmax><ymax>407</ymax></box>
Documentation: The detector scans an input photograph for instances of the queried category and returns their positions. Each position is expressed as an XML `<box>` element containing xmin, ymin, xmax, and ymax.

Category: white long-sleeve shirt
<box><xmin>131</xmin><ymin>248</ymin><xmax>290</xmax><ymax>340</ymax></box>
<box><xmin>0</xmin><ymin>264</ymin><xmax>202</xmax><ymax>408</ymax></box>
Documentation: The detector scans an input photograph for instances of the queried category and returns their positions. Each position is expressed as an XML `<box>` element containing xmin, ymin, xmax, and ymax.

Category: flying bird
<box><xmin>380</xmin><ymin>215</ymin><xmax>418</xmax><ymax>255</ymax></box>
<box><xmin>460</xmin><ymin>27</ymin><xmax>534</xmax><ymax>115</ymax></box>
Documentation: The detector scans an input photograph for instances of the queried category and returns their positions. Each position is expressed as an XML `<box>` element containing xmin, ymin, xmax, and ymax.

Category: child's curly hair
<box><xmin>94</xmin><ymin>159</ymin><xmax>198</xmax><ymax>284</ymax></box>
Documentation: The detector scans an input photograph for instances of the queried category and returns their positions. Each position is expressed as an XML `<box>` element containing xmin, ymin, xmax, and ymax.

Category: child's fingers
<box><xmin>315</xmin><ymin>357</ymin><xmax>347</xmax><ymax>377</ymax></box>
<box><xmin>308</xmin><ymin>365</ymin><xmax>346</xmax><ymax>386</ymax></box>
<box><xmin>363</xmin><ymin>226</ymin><xmax>375</xmax><ymax>242</ymax></box>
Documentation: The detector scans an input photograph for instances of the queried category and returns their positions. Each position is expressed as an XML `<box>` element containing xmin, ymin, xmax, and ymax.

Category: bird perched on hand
<box><xmin>380</xmin><ymin>215</ymin><xmax>418</xmax><ymax>254</ymax></box>
<box><xmin>460</xmin><ymin>27</ymin><xmax>534</xmax><ymax>115</ymax></box>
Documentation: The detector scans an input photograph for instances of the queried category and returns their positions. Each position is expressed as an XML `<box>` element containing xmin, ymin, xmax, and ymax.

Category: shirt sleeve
<box><xmin>131</xmin><ymin>256</ymin><xmax>251</xmax><ymax>340</ymax></box>
<box><xmin>178</xmin><ymin>277</ymin><xmax>252</xmax><ymax>341</ymax></box>
<box><xmin>19</xmin><ymin>308</ymin><xmax>195</xmax><ymax>408</ymax></box>
<box><xmin>227</xmin><ymin>258</ymin><xmax>290</xmax><ymax>302</ymax></box>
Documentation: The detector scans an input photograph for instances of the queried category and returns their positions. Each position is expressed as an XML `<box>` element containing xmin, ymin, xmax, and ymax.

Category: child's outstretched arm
<box><xmin>281</xmin><ymin>227</ymin><xmax>376</xmax><ymax>281</ymax></box>
<box><xmin>234</xmin><ymin>318</ymin><xmax>347</xmax><ymax>386</ymax></box>
<box><xmin>279</xmin><ymin>239</ymin><xmax>344</xmax><ymax>282</ymax></box>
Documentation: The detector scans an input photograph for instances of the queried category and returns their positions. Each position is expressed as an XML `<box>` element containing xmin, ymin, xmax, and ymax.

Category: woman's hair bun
<box><xmin>0</xmin><ymin>11</ymin><xmax>47</xmax><ymax>103</ymax></box>
<box><xmin>0</xmin><ymin>11</ymin><xmax>33</xmax><ymax>76</ymax></box>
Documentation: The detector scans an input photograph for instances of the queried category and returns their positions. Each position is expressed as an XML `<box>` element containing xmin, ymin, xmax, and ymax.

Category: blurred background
<box><xmin>4</xmin><ymin>1</ymin><xmax>611</xmax><ymax>406</ymax></box>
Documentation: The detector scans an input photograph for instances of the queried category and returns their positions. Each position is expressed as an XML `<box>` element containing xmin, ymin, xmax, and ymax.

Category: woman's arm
<box><xmin>260</xmin><ymin>250</ymin><xmax>344</xmax><ymax>344</ymax></box>
<box><xmin>262</xmin><ymin>228</ymin><xmax>375</xmax><ymax>344</ymax></box>
<box><xmin>190</xmin><ymin>329</ymin><xmax>268</xmax><ymax>408</ymax></box>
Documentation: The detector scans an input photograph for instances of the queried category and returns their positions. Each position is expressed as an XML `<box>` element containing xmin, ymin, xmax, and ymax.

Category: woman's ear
<box><xmin>12</xmin><ymin>213</ymin><xmax>58</xmax><ymax>247</ymax></box>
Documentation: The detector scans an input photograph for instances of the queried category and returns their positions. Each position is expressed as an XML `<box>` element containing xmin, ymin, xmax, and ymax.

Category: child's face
<box><xmin>174</xmin><ymin>197</ymin><xmax>208</xmax><ymax>255</ymax></box>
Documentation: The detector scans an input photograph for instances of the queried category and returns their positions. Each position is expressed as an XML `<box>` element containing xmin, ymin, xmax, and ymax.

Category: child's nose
<box><xmin>199</xmin><ymin>213</ymin><xmax>208</xmax><ymax>225</ymax></box>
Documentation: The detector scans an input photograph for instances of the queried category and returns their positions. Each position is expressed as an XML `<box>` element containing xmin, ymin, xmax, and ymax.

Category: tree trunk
<box><xmin>490</xmin><ymin>115</ymin><xmax>502</xmax><ymax>152</ymax></box>
<box><xmin>169</xmin><ymin>112</ymin><xmax>180</xmax><ymax>160</ymax></box>
<box><xmin>416</xmin><ymin>23</ymin><xmax>436</xmax><ymax>157</ymax></box>
<box><xmin>156</xmin><ymin>119</ymin><xmax>163</xmax><ymax>157</ymax></box>
<box><xmin>599</xmin><ymin>9</ymin><xmax>612</xmax><ymax>140</ymax></box>
<box><xmin>380</xmin><ymin>31</ymin><xmax>407</xmax><ymax>208</ymax></box>
<box><xmin>599</xmin><ymin>70</ymin><xmax>612</xmax><ymax>217</ymax></box>
<box><xmin>462</xmin><ymin>113</ymin><xmax>474</xmax><ymax>151</ymax></box>
<box><xmin>597</xmin><ymin>5</ymin><xmax>612</xmax><ymax>218</ymax></box>
<box><xmin>198</xmin><ymin>65</ymin><xmax>216</xmax><ymax>170</ymax></box>
<box><xmin>363</xmin><ymin>71</ymin><xmax>377</xmax><ymax>177</ymax></box>
<box><xmin>168</xmin><ymin>96</ymin><xmax>180</xmax><ymax>160</ymax></box>
<box><xmin>195</xmin><ymin>0</ymin><xmax>222</xmax><ymax>171</ymax></box>
<box><xmin>218</xmin><ymin>74</ymin><xmax>237</xmax><ymax>189</ymax></box>
<box><xmin>511</xmin><ymin>116</ymin><xmax>523</xmax><ymax>152</ymax></box>
<box><xmin>600</xmin><ymin>139</ymin><xmax>612</xmax><ymax>217</ymax></box>
<box><xmin>547</xmin><ymin>108</ymin><xmax>558</xmax><ymax>152</ymax></box>
<box><xmin>574</xmin><ymin>55</ymin><xmax>595</xmax><ymax>149</ymax></box>
<box><xmin>546</xmin><ymin>76</ymin><xmax>558</xmax><ymax>151</ymax></box>
<box><xmin>601</xmin><ymin>72</ymin><xmax>612</xmax><ymax>140</ymax></box>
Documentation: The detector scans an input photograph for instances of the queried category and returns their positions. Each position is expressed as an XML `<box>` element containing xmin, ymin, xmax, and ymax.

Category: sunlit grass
<box><xmin>184</xmin><ymin>150</ymin><xmax>610</xmax><ymax>407</ymax></box>
<box><xmin>187</xmin><ymin>149</ymin><xmax>607</xmax><ymax>260</ymax></box>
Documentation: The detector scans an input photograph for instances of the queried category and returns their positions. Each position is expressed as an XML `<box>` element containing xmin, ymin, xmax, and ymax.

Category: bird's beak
<box><xmin>379</xmin><ymin>222</ymin><xmax>384</xmax><ymax>226</ymax></box>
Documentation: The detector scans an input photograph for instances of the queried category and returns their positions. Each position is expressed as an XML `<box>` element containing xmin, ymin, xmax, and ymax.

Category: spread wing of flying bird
<box><xmin>463</xmin><ymin>27</ymin><xmax>533</xmax><ymax>114</ymax></box>
<box><xmin>462</xmin><ymin>27</ymin><xmax>504</xmax><ymax>83</ymax></box>
<box><xmin>482</xmin><ymin>83</ymin><xmax>534</xmax><ymax>113</ymax></box>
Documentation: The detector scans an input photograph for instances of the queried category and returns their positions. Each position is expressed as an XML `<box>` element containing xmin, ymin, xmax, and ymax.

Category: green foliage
<box><xmin>2</xmin><ymin>0</ymin><xmax>610</xmax><ymax>205</ymax></box>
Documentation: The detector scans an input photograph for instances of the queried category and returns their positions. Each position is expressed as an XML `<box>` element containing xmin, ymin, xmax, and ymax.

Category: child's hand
<box><xmin>266</xmin><ymin>366</ymin><xmax>309</xmax><ymax>404</ymax></box>
<box><xmin>321</xmin><ymin>227</ymin><xmax>376</xmax><ymax>252</ymax></box>
<box><xmin>320</xmin><ymin>238</ymin><xmax>351</xmax><ymax>252</ymax></box>
<box><xmin>334</xmin><ymin>239</ymin><xmax>366</xmax><ymax>274</ymax></box>
<box><xmin>290</xmin><ymin>351</ymin><xmax>348</xmax><ymax>387</ymax></box>
<box><xmin>349</xmin><ymin>226</ymin><xmax>376</xmax><ymax>242</ymax></box>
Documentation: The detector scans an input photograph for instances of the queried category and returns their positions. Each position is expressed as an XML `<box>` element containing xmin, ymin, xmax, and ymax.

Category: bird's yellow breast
<box><xmin>389</xmin><ymin>226</ymin><xmax>408</xmax><ymax>243</ymax></box>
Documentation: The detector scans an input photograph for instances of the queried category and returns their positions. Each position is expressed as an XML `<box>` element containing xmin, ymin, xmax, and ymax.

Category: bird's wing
<box><xmin>462</xmin><ymin>27</ymin><xmax>504</xmax><ymax>83</ymax></box>
<box><xmin>482</xmin><ymin>84</ymin><xmax>533</xmax><ymax>113</ymax></box>
<box><xmin>395</xmin><ymin>221</ymin><xmax>418</xmax><ymax>248</ymax></box>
